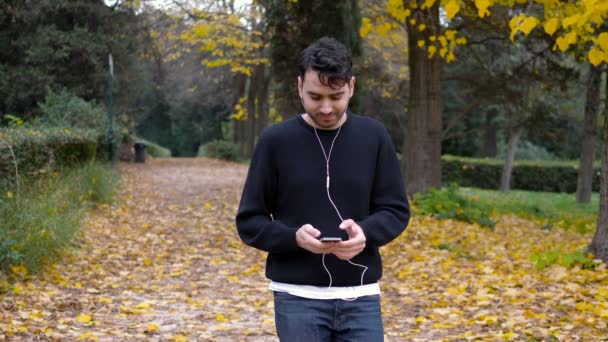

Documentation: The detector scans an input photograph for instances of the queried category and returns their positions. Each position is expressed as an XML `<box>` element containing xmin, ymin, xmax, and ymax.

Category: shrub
<box><xmin>0</xmin><ymin>127</ymin><xmax>97</xmax><ymax>188</ymax></box>
<box><xmin>33</xmin><ymin>88</ymin><xmax>131</xmax><ymax>160</ymax></box>
<box><xmin>442</xmin><ymin>155</ymin><xmax>601</xmax><ymax>193</ymax></box>
<box><xmin>413</xmin><ymin>183</ymin><xmax>496</xmax><ymax>228</ymax></box>
<box><xmin>0</xmin><ymin>162</ymin><xmax>118</xmax><ymax>276</ymax></box>
<box><xmin>198</xmin><ymin>140</ymin><xmax>238</xmax><ymax>161</ymax></box>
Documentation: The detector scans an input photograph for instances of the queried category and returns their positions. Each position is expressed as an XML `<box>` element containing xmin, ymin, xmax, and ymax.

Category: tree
<box><xmin>577</xmin><ymin>66</ymin><xmax>602</xmax><ymax>203</ymax></box>
<box><xmin>263</xmin><ymin>0</ymin><xmax>362</xmax><ymax>120</ymax></box>
<box><xmin>443</xmin><ymin>0</ymin><xmax>608</xmax><ymax>261</ymax></box>
<box><xmin>0</xmin><ymin>0</ymin><xmax>141</xmax><ymax>119</ymax></box>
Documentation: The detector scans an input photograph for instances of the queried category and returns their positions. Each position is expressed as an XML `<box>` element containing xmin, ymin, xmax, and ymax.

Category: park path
<box><xmin>1</xmin><ymin>158</ymin><xmax>607</xmax><ymax>341</ymax></box>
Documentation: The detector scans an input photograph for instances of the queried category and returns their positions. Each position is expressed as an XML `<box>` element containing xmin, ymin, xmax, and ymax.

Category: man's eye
<box><xmin>330</xmin><ymin>96</ymin><xmax>342</xmax><ymax>100</ymax></box>
<box><xmin>310</xmin><ymin>97</ymin><xmax>320</xmax><ymax>101</ymax></box>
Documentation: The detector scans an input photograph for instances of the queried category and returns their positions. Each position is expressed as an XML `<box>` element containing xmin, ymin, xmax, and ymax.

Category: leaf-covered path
<box><xmin>1</xmin><ymin>158</ymin><xmax>607</xmax><ymax>341</ymax></box>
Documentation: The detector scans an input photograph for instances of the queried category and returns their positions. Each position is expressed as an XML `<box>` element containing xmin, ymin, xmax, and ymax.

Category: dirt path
<box><xmin>1</xmin><ymin>158</ymin><xmax>606</xmax><ymax>341</ymax></box>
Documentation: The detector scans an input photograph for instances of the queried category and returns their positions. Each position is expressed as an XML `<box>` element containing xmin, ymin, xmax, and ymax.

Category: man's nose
<box><xmin>319</xmin><ymin>101</ymin><xmax>332</xmax><ymax>114</ymax></box>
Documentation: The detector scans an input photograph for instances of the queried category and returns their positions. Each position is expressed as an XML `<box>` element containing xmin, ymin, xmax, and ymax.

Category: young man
<box><xmin>236</xmin><ymin>37</ymin><xmax>410</xmax><ymax>341</ymax></box>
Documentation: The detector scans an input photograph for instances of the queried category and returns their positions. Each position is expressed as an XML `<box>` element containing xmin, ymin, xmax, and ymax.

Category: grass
<box><xmin>0</xmin><ymin>162</ymin><xmax>118</xmax><ymax>277</ymax></box>
<box><xmin>459</xmin><ymin>187</ymin><xmax>599</xmax><ymax>233</ymax></box>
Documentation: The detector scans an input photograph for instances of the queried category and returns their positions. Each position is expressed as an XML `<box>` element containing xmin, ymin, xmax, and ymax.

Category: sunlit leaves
<box><xmin>543</xmin><ymin>18</ymin><xmax>560</xmax><ymax>36</ymax></box>
<box><xmin>509</xmin><ymin>14</ymin><xmax>539</xmax><ymax>40</ymax></box>
<box><xmin>444</xmin><ymin>0</ymin><xmax>460</xmax><ymax>19</ymax></box>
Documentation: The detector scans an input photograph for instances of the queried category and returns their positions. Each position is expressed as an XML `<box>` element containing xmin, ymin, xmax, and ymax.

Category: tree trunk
<box><xmin>255</xmin><ymin>64</ymin><xmax>271</xmax><ymax>138</ymax></box>
<box><xmin>500</xmin><ymin>126</ymin><xmax>523</xmax><ymax>192</ymax></box>
<box><xmin>246</xmin><ymin>74</ymin><xmax>257</xmax><ymax>158</ymax></box>
<box><xmin>401</xmin><ymin>1</ymin><xmax>442</xmax><ymax>194</ymax></box>
<box><xmin>588</xmin><ymin>80</ymin><xmax>608</xmax><ymax>263</ymax></box>
<box><xmin>483</xmin><ymin>109</ymin><xmax>498</xmax><ymax>158</ymax></box>
<box><xmin>577</xmin><ymin>67</ymin><xmax>602</xmax><ymax>203</ymax></box>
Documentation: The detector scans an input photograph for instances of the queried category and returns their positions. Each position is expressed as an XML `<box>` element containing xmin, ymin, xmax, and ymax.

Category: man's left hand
<box><xmin>334</xmin><ymin>219</ymin><xmax>366</xmax><ymax>260</ymax></box>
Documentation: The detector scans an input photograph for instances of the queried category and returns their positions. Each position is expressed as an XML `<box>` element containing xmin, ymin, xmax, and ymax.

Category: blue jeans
<box><xmin>273</xmin><ymin>291</ymin><xmax>384</xmax><ymax>342</ymax></box>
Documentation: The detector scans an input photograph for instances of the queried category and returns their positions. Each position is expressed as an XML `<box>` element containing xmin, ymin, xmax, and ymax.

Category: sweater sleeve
<box><xmin>235</xmin><ymin>132</ymin><xmax>300</xmax><ymax>253</ymax></box>
<box><xmin>358</xmin><ymin>126</ymin><xmax>410</xmax><ymax>247</ymax></box>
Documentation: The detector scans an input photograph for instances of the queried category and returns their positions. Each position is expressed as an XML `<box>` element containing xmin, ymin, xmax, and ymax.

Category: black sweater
<box><xmin>236</xmin><ymin>114</ymin><xmax>410</xmax><ymax>286</ymax></box>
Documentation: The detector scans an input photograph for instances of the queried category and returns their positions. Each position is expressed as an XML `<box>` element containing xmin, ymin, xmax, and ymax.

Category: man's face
<box><xmin>298</xmin><ymin>69</ymin><xmax>355</xmax><ymax>129</ymax></box>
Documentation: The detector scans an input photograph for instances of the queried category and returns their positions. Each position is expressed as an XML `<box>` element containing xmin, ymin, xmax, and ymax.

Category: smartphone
<box><xmin>320</xmin><ymin>237</ymin><xmax>343</xmax><ymax>242</ymax></box>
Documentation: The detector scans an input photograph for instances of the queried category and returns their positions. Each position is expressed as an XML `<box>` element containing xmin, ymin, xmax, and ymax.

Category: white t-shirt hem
<box><xmin>269</xmin><ymin>281</ymin><xmax>380</xmax><ymax>300</ymax></box>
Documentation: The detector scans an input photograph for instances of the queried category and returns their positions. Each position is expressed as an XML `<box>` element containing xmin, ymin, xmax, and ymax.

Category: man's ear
<box><xmin>298</xmin><ymin>76</ymin><xmax>303</xmax><ymax>99</ymax></box>
<box><xmin>349</xmin><ymin>76</ymin><xmax>356</xmax><ymax>98</ymax></box>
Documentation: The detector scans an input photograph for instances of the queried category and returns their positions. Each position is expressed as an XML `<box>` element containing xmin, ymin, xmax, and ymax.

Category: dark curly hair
<box><xmin>298</xmin><ymin>37</ymin><xmax>353</xmax><ymax>90</ymax></box>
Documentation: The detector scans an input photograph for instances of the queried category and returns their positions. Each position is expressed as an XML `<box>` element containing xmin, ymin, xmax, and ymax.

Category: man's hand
<box><xmin>296</xmin><ymin>224</ymin><xmax>337</xmax><ymax>254</ymax></box>
<box><xmin>334</xmin><ymin>219</ymin><xmax>366</xmax><ymax>260</ymax></box>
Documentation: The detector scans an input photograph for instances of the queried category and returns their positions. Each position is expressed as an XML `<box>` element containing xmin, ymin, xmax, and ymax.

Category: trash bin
<box><xmin>134</xmin><ymin>141</ymin><xmax>147</xmax><ymax>163</ymax></box>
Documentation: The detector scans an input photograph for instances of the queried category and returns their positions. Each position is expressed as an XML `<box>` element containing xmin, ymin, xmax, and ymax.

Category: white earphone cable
<box><xmin>309</xmin><ymin>114</ymin><xmax>368</xmax><ymax>299</ymax></box>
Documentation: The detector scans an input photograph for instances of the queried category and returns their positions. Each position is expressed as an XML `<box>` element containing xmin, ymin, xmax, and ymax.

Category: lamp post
<box><xmin>108</xmin><ymin>53</ymin><xmax>115</xmax><ymax>166</ymax></box>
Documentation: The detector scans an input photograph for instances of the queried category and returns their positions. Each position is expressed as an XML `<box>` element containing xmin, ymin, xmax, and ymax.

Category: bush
<box><xmin>442</xmin><ymin>155</ymin><xmax>601</xmax><ymax>193</ymax></box>
<box><xmin>413</xmin><ymin>183</ymin><xmax>496</xmax><ymax>228</ymax></box>
<box><xmin>33</xmin><ymin>88</ymin><xmax>131</xmax><ymax>161</ymax></box>
<box><xmin>0</xmin><ymin>127</ymin><xmax>97</xmax><ymax>188</ymax></box>
<box><xmin>34</xmin><ymin>88</ymin><xmax>108</xmax><ymax>130</ymax></box>
<box><xmin>198</xmin><ymin>140</ymin><xmax>238</xmax><ymax>161</ymax></box>
<box><xmin>0</xmin><ymin>162</ymin><xmax>118</xmax><ymax>276</ymax></box>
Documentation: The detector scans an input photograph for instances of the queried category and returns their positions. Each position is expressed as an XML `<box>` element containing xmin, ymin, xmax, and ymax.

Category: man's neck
<box><xmin>302</xmin><ymin>113</ymin><xmax>348</xmax><ymax>130</ymax></box>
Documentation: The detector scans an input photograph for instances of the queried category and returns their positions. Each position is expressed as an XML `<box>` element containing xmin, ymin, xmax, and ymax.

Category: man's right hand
<box><xmin>296</xmin><ymin>224</ymin><xmax>337</xmax><ymax>254</ymax></box>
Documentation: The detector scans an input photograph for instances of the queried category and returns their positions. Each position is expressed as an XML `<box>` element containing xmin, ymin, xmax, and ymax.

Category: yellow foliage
<box><xmin>422</xmin><ymin>0</ymin><xmax>437</xmax><ymax>10</ymax></box>
<box><xmin>387</xmin><ymin>0</ymin><xmax>410</xmax><ymax>21</ymax></box>
<box><xmin>418</xmin><ymin>40</ymin><xmax>426</xmax><ymax>48</ymax></box>
<box><xmin>475</xmin><ymin>0</ymin><xmax>491</xmax><ymax>17</ymax></box>
<box><xmin>428</xmin><ymin>45</ymin><xmax>438</xmax><ymax>58</ymax></box>
<box><xmin>509</xmin><ymin>14</ymin><xmax>540</xmax><ymax>40</ymax></box>
<box><xmin>76</xmin><ymin>314</ymin><xmax>92</xmax><ymax>323</ymax></box>
<box><xmin>444</xmin><ymin>0</ymin><xmax>460</xmax><ymax>19</ymax></box>
<box><xmin>562</xmin><ymin>14</ymin><xmax>581</xmax><ymax>29</ymax></box>
<box><xmin>598</xmin><ymin>32</ymin><xmax>608</xmax><ymax>52</ymax></box>
<box><xmin>543</xmin><ymin>18</ymin><xmax>560</xmax><ymax>36</ymax></box>
<box><xmin>588</xmin><ymin>47</ymin><xmax>604</xmax><ymax>67</ymax></box>
<box><xmin>520</xmin><ymin>17</ymin><xmax>540</xmax><ymax>36</ymax></box>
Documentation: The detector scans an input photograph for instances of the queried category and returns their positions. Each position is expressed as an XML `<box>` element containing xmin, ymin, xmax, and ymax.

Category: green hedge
<box><xmin>198</xmin><ymin>140</ymin><xmax>239</xmax><ymax>161</ymax></box>
<box><xmin>0</xmin><ymin>127</ymin><xmax>97</xmax><ymax>186</ymax></box>
<box><xmin>442</xmin><ymin>155</ymin><xmax>601</xmax><ymax>193</ymax></box>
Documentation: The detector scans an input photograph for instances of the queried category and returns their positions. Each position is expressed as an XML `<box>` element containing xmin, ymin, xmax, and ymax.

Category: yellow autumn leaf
<box><xmin>543</xmin><ymin>18</ymin><xmax>560</xmax><ymax>36</ymax></box>
<box><xmin>228</xmin><ymin>275</ymin><xmax>239</xmax><ymax>282</ymax></box>
<box><xmin>556</xmin><ymin>36</ymin><xmax>570</xmax><ymax>52</ymax></box>
<box><xmin>520</xmin><ymin>17</ymin><xmax>539</xmax><ymax>36</ymax></box>
<box><xmin>562</xmin><ymin>14</ymin><xmax>581</xmax><ymax>29</ymax></box>
<box><xmin>475</xmin><ymin>0</ymin><xmax>491</xmax><ymax>17</ymax></box>
<box><xmin>204</xmin><ymin>202</ymin><xmax>212</xmax><ymax>209</ymax></box>
<box><xmin>417</xmin><ymin>40</ymin><xmax>426</xmax><ymax>48</ymax></box>
<box><xmin>598</xmin><ymin>32</ymin><xmax>608</xmax><ymax>52</ymax></box>
<box><xmin>217</xmin><ymin>313</ymin><xmax>227</xmax><ymax>322</ymax></box>
<box><xmin>76</xmin><ymin>314</ymin><xmax>92</xmax><ymax>323</ymax></box>
<box><xmin>445</xmin><ymin>0</ymin><xmax>460</xmax><ymax>19</ymax></box>
<box><xmin>418</xmin><ymin>24</ymin><xmax>426</xmax><ymax>32</ymax></box>
<box><xmin>145</xmin><ymin>323</ymin><xmax>159</xmax><ymax>333</ymax></box>
<box><xmin>136</xmin><ymin>302</ymin><xmax>152</xmax><ymax>309</ymax></box>
<box><xmin>171</xmin><ymin>335</ymin><xmax>188</xmax><ymax>342</ymax></box>
<box><xmin>99</xmin><ymin>297</ymin><xmax>113</xmax><ymax>303</ymax></box>
<box><xmin>588</xmin><ymin>48</ymin><xmax>604</xmax><ymax>66</ymax></box>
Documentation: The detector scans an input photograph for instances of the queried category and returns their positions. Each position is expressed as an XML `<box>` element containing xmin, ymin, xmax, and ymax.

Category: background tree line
<box><xmin>0</xmin><ymin>0</ymin><xmax>607</xmax><ymax>261</ymax></box>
